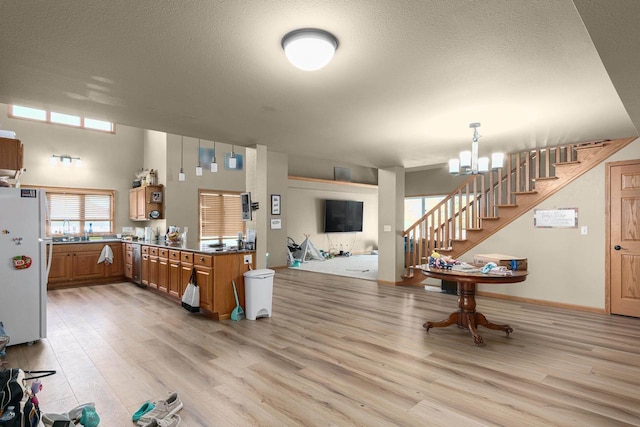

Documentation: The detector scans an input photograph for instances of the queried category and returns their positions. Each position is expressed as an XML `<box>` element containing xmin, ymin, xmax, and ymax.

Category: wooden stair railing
<box><xmin>402</xmin><ymin>137</ymin><xmax>636</xmax><ymax>280</ymax></box>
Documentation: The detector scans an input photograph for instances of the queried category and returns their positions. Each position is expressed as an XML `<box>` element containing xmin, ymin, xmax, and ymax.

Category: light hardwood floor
<box><xmin>5</xmin><ymin>269</ymin><xmax>640</xmax><ymax>426</ymax></box>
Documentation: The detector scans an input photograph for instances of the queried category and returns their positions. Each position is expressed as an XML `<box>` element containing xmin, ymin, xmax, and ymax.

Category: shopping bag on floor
<box><xmin>181</xmin><ymin>267</ymin><xmax>200</xmax><ymax>313</ymax></box>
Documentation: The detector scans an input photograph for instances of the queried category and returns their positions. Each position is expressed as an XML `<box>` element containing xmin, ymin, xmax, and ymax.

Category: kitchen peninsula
<box><xmin>49</xmin><ymin>239</ymin><xmax>255</xmax><ymax>320</ymax></box>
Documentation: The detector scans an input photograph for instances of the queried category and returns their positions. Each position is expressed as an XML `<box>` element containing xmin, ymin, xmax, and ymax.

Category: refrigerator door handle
<box><xmin>40</xmin><ymin>238</ymin><xmax>54</xmax><ymax>280</ymax></box>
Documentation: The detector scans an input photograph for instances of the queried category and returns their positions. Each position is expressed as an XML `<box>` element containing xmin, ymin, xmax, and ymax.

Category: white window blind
<box><xmin>44</xmin><ymin>188</ymin><xmax>114</xmax><ymax>235</ymax></box>
<box><xmin>200</xmin><ymin>192</ymin><xmax>245</xmax><ymax>241</ymax></box>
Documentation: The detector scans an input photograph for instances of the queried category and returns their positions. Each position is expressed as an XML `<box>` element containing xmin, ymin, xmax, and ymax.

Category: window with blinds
<box><xmin>41</xmin><ymin>187</ymin><xmax>115</xmax><ymax>235</ymax></box>
<box><xmin>200</xmin><ymin>190</ymin><xmax>246</xmax><ymax>245</ymax></box>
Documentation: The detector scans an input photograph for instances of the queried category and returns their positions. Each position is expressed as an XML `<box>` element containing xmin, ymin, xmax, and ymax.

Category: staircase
<box><xmin>402</xmin><ymin>136</ymin><xmax>635</xmax><ymax>282</ymax></box>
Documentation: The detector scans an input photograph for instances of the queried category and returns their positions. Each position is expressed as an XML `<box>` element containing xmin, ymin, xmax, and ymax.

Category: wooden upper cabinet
<box><xmin>129</xmin><ymin>185</ymin><xmax>164</xmax><ymax>221</ymax></box>
<box><xmin>0</xmin><ymin>137</ymin><xmax>24</xmax><ymax>178</ymax></box>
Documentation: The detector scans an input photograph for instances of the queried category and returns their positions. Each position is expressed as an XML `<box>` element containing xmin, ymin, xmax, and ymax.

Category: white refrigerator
<box><xmin>0</xmin><ymin>188</ymin><xmax>52</xmax><ymax>346</ymax></box>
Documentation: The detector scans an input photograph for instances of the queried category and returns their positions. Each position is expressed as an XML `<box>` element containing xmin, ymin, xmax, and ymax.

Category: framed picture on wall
<box><xmin>271</xmin><ymin>194</ymin><xmax>281</xmax><ymax>215</ymax></box>
<box><xmin>151</xmin><ymin>191</ymin><xmax>162</xmax><ymax>203</ymax></box>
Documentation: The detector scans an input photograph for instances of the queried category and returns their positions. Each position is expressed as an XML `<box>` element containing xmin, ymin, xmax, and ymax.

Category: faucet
<box><xmin>63</xmin><ymin>219</ymin><xmax>70</xmax><ymax>238</ymax></box>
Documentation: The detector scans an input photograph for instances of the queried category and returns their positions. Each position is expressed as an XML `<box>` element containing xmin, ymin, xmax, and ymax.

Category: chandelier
<box><xmin>448</xmin><ymin>122</ymin><xmax>504</xmax><ymax>175</ymax></box>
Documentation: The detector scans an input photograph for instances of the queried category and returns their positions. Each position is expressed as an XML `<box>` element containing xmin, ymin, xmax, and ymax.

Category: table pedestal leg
<box><xmin>423</xmin><ymin>282</ymin><xmax>512</xmax><ymax>345</ymax></box>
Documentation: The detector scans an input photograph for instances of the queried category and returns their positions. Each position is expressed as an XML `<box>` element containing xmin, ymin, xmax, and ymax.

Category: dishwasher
<box><xmin>131</xmin><ymin>243</ymin><xmax>143</xmax><ymax>286</ymax></box>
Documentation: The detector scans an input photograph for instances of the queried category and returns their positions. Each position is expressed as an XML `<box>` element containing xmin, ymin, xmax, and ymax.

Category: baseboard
<box><xmin>476</xmin><ymin>290</ymin><xmax>606</xmax><ymax>314</ymax></box>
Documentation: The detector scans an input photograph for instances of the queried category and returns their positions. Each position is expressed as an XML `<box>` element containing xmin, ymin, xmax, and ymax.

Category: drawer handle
<box><xmin>200</xmin><ymin>257</ymin><xmax>204</xmax><ymax>262</ymax></box>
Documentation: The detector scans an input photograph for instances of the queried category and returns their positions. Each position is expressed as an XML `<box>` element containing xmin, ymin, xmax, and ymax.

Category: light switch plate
<box><xmin>581</xmin><ymin>226</ymin><xmax>588</xmax><ymax>235</ymax></box>
<box><xmin>383</xmin><ymin>225</ymin><xmax>391</xmax><ymax>232</ymax></box>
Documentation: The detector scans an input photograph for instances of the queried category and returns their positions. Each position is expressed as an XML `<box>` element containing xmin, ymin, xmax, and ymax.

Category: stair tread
<box><xmin>574</xmin><ymin>141</ymin><xmax>609</xmax><ymax>150</ymax></box>
<box><xmin>553</xmin><ymin>160</ymin><xmax>580</xmax><ymax>166</ymax></box>
<box><xmin>479</xmin><ymin>216</ymin><xmax>499</xmax><ymax>220</ymax></box>
<box><xmin>533</xmin><ymin>176</ymin><xmax>559</xmax><ymax>181</ymax></box>
<box><xmin>466</xmin><ymin>228</ymin><xmax>483</xmax><ymax>231</ymax></box>
<box><xmin>496</xmin><ymin>204</ymin><xmax>518</xmax><ymax>208</ymax></box>
<box><xmin>513</xmin><ymin>191</ymin><xmax>537</xmax><ymax>195</ymax></box>
<box><xmin>451</xmin><ymin>238</ymin><xmax>467</xmax><ymax>242</ymax></box>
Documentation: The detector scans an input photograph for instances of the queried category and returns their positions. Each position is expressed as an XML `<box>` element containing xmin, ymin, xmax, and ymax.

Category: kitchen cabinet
<box><xmin>104</xmin><ymin>244</ymin><xmax>123</xmax><ymax>278</ymax></box>
<box><xmin>141</xmin><ymin>245</ymin><xmax>149</xmax><ymax>286</ymax></box>
<box><xmin>168</xmin><ymin>250</ymin><xmax>181</xmax><ymax>298</ymax></box>
<box><xmin>128</xmin><ymin>244</ymin><xmax>255</xmax><ymax>320</ymax></box>
<box><xmin>180</xmin><ymin>251</ymin><xmax>194</xmax><ymax>298</ymax></box>
<box><xmin>124</xmin><ymin>243</ymin><xmax>133</xmax><ymax>280</ymax></box>
<box><xmin>0</xmin><ymin>137</ymin><xmax>24</xmax><ymax>179</ymax></box>
<box><xmin>194</xmin><ymin>253</ymin><xmax>213</xmax><ymax>312</ymax></box>
<box><xmin>157</xmin><ymin>248</ymin><xmax>169</xmax><ymax>293</ymax></box>
<box><xmin>129</xmin><ymin>185</ymin><xmax>164</xmax><ymax>221</ymax></box>
<box><xmin>48</xmin><ymin>242</ymin><xmax>125</xmax><ymax>289</ymax></box>
<box><xmin>213</xmin><ymin>254</ymin><xmax>251</xmax><ymax>319</ymax></box>
<box><xmin>148</xmin><ymin>247</ymin><xmax>159</xmax><ymax>290</ymax></box>
<box><xmin>48</xmin><ymin>250</ymin><xmax>73</xmax><ymax>284</ymax></box>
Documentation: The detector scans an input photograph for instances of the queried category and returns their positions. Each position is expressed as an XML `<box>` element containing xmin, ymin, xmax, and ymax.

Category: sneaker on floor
<box><xmin>139</xmin><ymin>414</ymin><xmax>181</xmax><ymax>427</ymax></box>
<box><xmin>132</xmin><ymin>401</ymin><xmax>156</xmax><ymax>422</ymax></box>
<box><xmin>136</xmin><ymin>392</ymin><xmax>183</xmax><ymax>425</ymax></box>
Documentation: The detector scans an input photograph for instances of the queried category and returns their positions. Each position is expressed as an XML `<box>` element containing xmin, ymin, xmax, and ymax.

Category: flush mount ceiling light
<box><xmin>281</xmin><ymin>28</ymin><xmax>338</xmax><ymax>71</ymax></box>
<box><xmin>448</xmin><ymin>123</ymin><xmax>504</xmax><ymax>175</ymax></box>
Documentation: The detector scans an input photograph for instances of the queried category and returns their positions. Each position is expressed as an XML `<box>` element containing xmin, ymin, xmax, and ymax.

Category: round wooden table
<box><xmin>421</xmin><ymin>266</ymin><xmax>528</xmax><ymax>345</ymax></box>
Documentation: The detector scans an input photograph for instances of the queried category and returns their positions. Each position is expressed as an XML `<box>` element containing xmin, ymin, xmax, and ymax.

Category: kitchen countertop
<box><xmin>52</xmin><ymin>238</ymin><xmax>254</xmax><ymax>255</ymax></box>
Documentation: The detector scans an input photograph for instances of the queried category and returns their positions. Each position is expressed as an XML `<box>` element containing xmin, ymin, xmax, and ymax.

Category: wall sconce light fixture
<box><xmin>50</xmin><ymin>154</ymin><xmax>82</xmax><ymax>167</ymax></box>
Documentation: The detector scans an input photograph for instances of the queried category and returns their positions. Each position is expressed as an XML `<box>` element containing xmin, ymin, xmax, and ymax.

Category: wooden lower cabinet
<box><xmin>48</xmin><ymin>242</ymin><xmax>125</xmax><ymax>289</ymax></box>
<box><xmin>141</xmin><ymin>253</ymin><xmax>149</xmax><ymax>285</ymax></box>
<box><xmin>124</xmin><ymin>243</ymin><xmax>133</xmax><ymax>280</ymax></box>
<box><xmin>128</xmin><ymin>246</ymin><xmax>255</xmax><ymax>320</ymax></box>
<box><xmin>148</xmin><ymin>248</ymin><xmax>159</xmax><ymax>290</ymax></box>
<box><xmin>48</xmin><ymin>251</ymin><xmax>72</xmax><ymax>283</ymax></box>
<box><xmin>105</xmin><ymin>244</ymin><xmax>124</xmax><ymax>278</ymax></box>
<box><xmin>157</xmin><ymin>249</ymin><xmax>169</xmax><ymax>293</ymax></box>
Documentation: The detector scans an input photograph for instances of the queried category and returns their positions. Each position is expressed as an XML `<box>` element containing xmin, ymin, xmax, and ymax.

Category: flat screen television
<box><xmin>324</xmin><ymin>200</ymin><xmax>364</xmax><ymax>233</ymax></box>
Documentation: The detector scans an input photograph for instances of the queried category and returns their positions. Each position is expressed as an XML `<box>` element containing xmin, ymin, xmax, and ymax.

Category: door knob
<box><xmin>614</xmin><ymin>245</ymin><xmax>622</xmax><ymax>250</ymax></box>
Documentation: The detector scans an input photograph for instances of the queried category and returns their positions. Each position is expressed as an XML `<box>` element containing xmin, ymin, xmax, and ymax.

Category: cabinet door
<box><xmin>129</xmin><ymin>189</ymin><xmax>138</xmax><ymax>220</ymax></box>
<box><xmin>158</xmin><ymin>257</ymin><xmax>169</xmax><ymax>293</ymax></box>
<box><xmin>148</xmin><ymin>255</ymin><xmax>159</xmax><ymax>289</ymax></box>
<box><xmin>105</xmin><ymin>244</ymin><xmax>124</xmax><ymax>277</ymax></box>
<box><xmin>180</xmin><ymin>263</ymin><xmax>193</xmax><ymax>298</ymax></box>
<box><xmin>72</xmin><ymin>251</ymin><xmax>103</xmax><ymax>280</ymax></box>
<box><xmin>195</xmin><ymin>266</ymin><xmax>213</xmax><ymax>311</ymax></box>
<box><xmin>48</xmin><ymin>252</ymin><xmax>72</xmax><ymax>284</ymax></box>
<box><xmin>124</xmin><ymin>249</ymin><xmax>133</xmax><ymax>279</ymax></box>
<box><xmin>136</xmin><ymin>188</ymin><xmax>146</xmax><ymax>219</ymax></box>
<box><xmin>141</xmin><ymin>253</ymin><xmax>149</xmax><ymax>285</ymax></box>
<box><xmin>168</xmin><ymin>260</ymin><xmax>181</xmax><ymax>298</ymax></box>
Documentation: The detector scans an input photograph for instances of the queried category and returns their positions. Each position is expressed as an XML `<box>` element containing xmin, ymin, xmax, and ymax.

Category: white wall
<box><xmin>266</xmin><ymin>151</ymin><xmax>289</xmax><ymax>268</ymax></box>
<box><xmin>287</xmin><ymin>178</ymin><xmax>378</xmax><ymax>256</ymax></box>
<box><xmin>472</xmin><ymin>138</ymin><xmax>640</xmax><ymax>309</ymax></box>
<box><xmin>164</xmin><ymin>134</ymin><xmax>246</xmax><ymax>248</ymax></box>
<box><xmin>1</xmin><ymin>103</ymin><xmax>143</xmax><ymax>233</ymax></box>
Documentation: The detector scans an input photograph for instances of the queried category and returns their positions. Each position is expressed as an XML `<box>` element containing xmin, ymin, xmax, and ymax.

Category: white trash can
<box><xmin>243</xmin><ymin>269</ymin><xmax>275</xmax><ymax>320</ymax></box>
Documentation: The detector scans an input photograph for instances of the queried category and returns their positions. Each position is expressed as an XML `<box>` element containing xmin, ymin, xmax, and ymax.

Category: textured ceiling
<box><xmin>0</xmin><ymin>1</ymin><xmax>637</xmax><ymax>170</ymax></box>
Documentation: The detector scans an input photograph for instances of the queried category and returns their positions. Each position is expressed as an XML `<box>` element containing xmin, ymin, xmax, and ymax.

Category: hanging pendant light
<box><xmin>448</xmin><ymin>122</ymin><xmax>503</xmax><ymax>175</ymax></box>
<box><xmin>210</xmin><ymin>141</ymin><xmax>218</xmax><ymax>172</ymax></box>
<box><xmin>178</xmin><ymin>136</ymin><xmax>186</xmax><ymax>181</ymax></box>
<box><xmin>228</xmin><ymin>145</ymin><xmax>237</xmax><ymax>169</ymax></box>
<box><xmin>195</xmin><ymin>138</ymin><xmax>203</xmax><ymax>176</ymax></box>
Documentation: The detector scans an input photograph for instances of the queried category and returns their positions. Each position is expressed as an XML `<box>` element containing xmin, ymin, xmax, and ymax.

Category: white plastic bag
<box><xmin>181</xmin><ymin>268</ymin><xmax>200</xmax><ymax>313</ymax></box>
